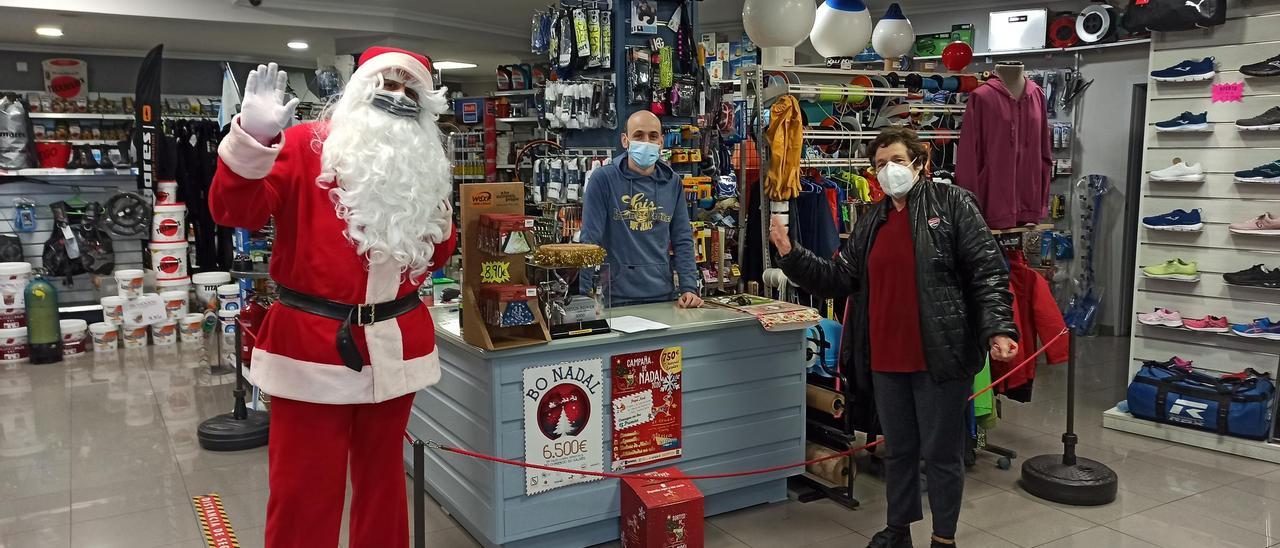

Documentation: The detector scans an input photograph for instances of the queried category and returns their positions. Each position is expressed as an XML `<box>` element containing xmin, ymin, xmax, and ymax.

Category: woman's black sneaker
<box><xmin>1241</xmin><ymin>54</ymin><xmax>1280</xmax><ymax>78</ymax></box>
<box><xmin>930</xmin><ymin>541</ymin><xmax>957</xmax><ymax>548</ymax></box>
<box><xmin>867</xmin><ymin>528</ymin><xmax>913</xmax><ymax>548</ymax></box>
<box><xmin>1223</xmin><ymin>264</ymin><xmax>1280</xmax><ymax>288</ymax></box>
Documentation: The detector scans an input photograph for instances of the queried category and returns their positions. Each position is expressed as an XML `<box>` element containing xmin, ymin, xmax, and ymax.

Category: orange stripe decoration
<box><xmin>191</xmin><ymin>493</ymin><xmax>240</xmax><ymax>548</ymax></box>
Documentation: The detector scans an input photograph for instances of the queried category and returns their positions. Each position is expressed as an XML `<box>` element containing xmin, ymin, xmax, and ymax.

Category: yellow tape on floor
<box><xmin>192</xmin><ymin>493</ymin><xmax>240</xmax><ymax>548</ymax></box>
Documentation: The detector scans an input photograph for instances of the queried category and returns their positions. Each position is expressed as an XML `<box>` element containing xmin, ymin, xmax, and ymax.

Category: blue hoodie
<box><xmin>580</xmin><ymin>153</ymin><xmax>698</xmax><ymax>304</ymax></box>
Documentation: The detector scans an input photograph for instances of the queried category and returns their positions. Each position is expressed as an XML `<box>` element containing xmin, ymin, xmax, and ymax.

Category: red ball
<box><xmin>941</xmin><ymin>41</ymin><xmax>973</xmax><ymax>72</ymax></box>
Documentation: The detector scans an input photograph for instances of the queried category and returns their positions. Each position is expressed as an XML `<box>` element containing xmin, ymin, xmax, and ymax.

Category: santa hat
<box><xmin>353</xmin><ymin>46</ymin><xmax>434</xmax><ymax>92</ymax></box>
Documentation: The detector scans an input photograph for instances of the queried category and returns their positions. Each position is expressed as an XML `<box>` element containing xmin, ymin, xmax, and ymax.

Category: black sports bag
<box><xmin>1123</xmin><ymin>0</ymin><xmax>1226</xmax><ymax>32</ymax></box>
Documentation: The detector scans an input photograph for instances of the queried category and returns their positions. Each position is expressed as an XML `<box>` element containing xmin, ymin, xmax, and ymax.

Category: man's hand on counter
<box><xmin>677</xmin><ymin>292</ymin><xmax>704</xmax><ymax>309</ymax></box>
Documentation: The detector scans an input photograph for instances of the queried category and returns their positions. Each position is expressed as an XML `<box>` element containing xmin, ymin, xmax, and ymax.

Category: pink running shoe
<box><xmin>1182</xmin><ymin>315</ymin><xmax>1230</xmax><ymax>333</ymax></box>
<box><xmin>1137</xmin><ymin>308</ymin><xmax>1183</xmax><ymax>327</ymax></box>
<box><xmin>1229</xmin><ymin>212</ymin><xmax>1280</xmax><ymax>235</ymax></box>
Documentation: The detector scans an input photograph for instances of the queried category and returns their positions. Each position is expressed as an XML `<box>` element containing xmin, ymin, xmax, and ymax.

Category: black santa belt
<box><xmin>277</xmin><ymin>285</ymin><xmax>421</xmax><ymax>373</ymax></box>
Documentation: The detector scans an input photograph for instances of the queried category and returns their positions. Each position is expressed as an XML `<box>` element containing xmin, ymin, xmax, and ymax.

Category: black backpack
<box><xmin>1124</xmin><ymin>0</ymin><xmax>1226</xmax><ymax>32</ymax></box>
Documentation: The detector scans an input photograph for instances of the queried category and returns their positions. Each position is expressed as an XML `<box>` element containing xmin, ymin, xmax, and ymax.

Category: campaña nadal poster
<box><xmin>523</xmin><ymin>359</ymin><xmax>604</xmax><ymax>495</ymax></box>
<box><xmin>611</xmin><ymin>347</ymin><xmax>682</xmax><ymax>470</ymax></box>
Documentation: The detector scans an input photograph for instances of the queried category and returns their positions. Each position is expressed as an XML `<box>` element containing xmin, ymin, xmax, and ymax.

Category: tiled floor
<box><xmin>2</xmin><ymin>337</ymin><xmax>1279</xmax><ymax>547</ymax></box>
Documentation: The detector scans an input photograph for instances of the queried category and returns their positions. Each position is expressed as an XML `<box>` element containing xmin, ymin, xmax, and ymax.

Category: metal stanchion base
<box><xmin>1020</xmin><ymin>454</ymin><xmax>1117</xmax><ymax>506</ymax></box>
<box><xmin>197</xmin><ymin>410</ymin><xmax>270</xmax><ymax>451</ymax></box>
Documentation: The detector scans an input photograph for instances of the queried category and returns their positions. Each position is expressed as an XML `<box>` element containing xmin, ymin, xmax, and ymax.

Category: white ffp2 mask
<box><xmin>879</xmin><ymin>161</ymin><xmax>918</xmax><ymax>199</ymax></box>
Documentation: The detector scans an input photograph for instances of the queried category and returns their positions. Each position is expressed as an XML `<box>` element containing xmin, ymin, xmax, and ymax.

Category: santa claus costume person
<box><xmin>210</xmin><ymin>47</ymin><xmax>456</xmax><ymax>547</ymax></box>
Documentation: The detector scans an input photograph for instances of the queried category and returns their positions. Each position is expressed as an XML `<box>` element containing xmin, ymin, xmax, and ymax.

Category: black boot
<box><xmin>867</xmin><ymin>527</ymin><xmax>912</xmax><ymax>548</ymax></box>
<box><xmin>930</xmin><ymin>540</ymin><xmax>956</xmax><ymax>548</ymax></box>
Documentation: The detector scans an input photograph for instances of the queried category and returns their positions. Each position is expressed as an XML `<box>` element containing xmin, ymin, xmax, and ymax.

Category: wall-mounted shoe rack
<box><xmin>1105</xmin><ymin>4</ymin><xmax>1280</xmax><ymax>463</ymax></box>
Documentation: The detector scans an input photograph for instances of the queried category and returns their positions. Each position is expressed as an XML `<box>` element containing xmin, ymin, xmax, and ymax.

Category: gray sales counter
<box><xmin>405</xmin><ymin>302</ymin><xmax>807</xmax><ymax>548</ymax></box>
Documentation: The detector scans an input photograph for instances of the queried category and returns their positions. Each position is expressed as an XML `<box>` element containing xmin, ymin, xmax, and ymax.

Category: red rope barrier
<box><xmin>413</xmin><ymin>328</ymin><xmax>1069</xmax><ymax>481</ymax></box>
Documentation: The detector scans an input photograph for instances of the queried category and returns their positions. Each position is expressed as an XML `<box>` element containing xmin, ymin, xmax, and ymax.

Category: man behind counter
<box><xmin>580</xmin><ymin>110</ymin><xmax>702</xmax><ymax>308</ymax></box>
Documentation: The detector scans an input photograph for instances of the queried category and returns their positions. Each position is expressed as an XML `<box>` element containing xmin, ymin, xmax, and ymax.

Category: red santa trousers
<box><xmin>265</xmin><ymin>393</ymin><xmax>415</xmax><ymax>548</ymax></box>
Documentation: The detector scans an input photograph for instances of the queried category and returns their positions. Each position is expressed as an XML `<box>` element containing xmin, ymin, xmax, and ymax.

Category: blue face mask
<box><xmin>628</xmin><ymin>140</ymin><xmax>661</xmax><ymax>169</ymax></box>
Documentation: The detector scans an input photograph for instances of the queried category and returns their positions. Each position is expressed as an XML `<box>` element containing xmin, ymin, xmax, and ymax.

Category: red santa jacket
<box><xmin>991</xmin><ymin>257</ymin><xmax>1069</xmax><ymax>394</ymax></box>
<box><xmin>210</xmin><ymin>119</ymin><xmax>456</xmax><ymax>404</ymax></box>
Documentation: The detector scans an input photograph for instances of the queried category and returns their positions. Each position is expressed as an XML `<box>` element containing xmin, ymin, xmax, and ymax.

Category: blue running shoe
<box><xmin>1142</xmin><ymin>208</ymin><xmax>1203</xmax><ymax>231</ymax></box>
<box><xmin>1231</xmin><ymin>318</ymin><xmax>1280</xmax><ymax>340</ymax></box>
<box><xmin>1235</xmin><ymin>160</ymin><xmax>1280</xmax><ymax>183</ymax></box>
<box><xmin>1155</xmin><ymin>111</ymin><xmax>1209</xmax><ymax>132</ymax></box>
<box><xmin>1150</xmin><ymin>57</ymin><xmax>1216</xmax><ymax>82</ymax></box>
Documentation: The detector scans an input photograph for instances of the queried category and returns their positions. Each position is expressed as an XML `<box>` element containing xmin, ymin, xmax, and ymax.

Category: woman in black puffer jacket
<box><xmin>772</xmin><ymin>128</ymin><xmax>1017</xmax><ymax>548</ymax></box>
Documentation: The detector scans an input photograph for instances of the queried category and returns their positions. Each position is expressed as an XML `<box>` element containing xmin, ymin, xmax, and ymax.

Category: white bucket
<box><xmin>160</xmin><ymin>290</ymin><xmax>189</xmax><ymax>320</ymax></box>
<box><xmin>155</xmin><ymin>276</ymin><xmax>190</xmax><ymax>294</ymax></box>
<box><xmin>0</xmin><ymin>262</ymin><xmax>32</xmax><ymax>308</ymax></box>
<box><xmin>114</xmin><ymin>269</ymin><xmax>145</xmax><ymax>299</ymax></box>
<box><xmin>121</xmin><ymin>324</ymin><xmax>148</xmax><ymax>349</ymax></box>
<box><xmin>150</xmin><ymin>242</ymin><xmax>188</xmax><ymax>280</ymax></box>
<box><xmin>179</xmin><ymin>313</ymin><xmax>204</xmax><ymax>343</ymax></box>
<box><xmin>218</xmin><ymin>309</ymin><xmax>238</xmax><ymax>367</ymax></box>
<box><xmin>156</xmin><ymin>180</ymin><xmax>179</xmax><ymax>205</ymax></box>
<box><xmin>100</xmin><ymin>295</ymin><xmax>126</xmax><ymax>325</ymax></box>
<box><xmin>0</xmin><ymin>327</ymin><xmax>28</xmax><ymax>362</ymax></box>
<box><xmin>0</xmin><ymin>305</ymin><xmax>23</xmax><ymax>329</ymax></box>
<box><xmin>217</xmin><ymin>284</ymin><xmax>241</xmax><ymax>314</ymax></box>
<box><xmin>89</xmin><ymin>322</ymin><xmax>118</xmax><ymax>352</ymax></box>
<box><xmin>151</xmin><ymin>320</ymin><xmax>177</xmax><ymax>346</ymax></box>
<box><xmin>192</xmin><ymin>272</ymin><xmax>231</xmax><ymax>307</ymax></box>
<box><xmin>151</xmin><ymin>203</ymin><xmax>186</xmax><ymax>243</ymax></box>
<box><xmin>60</xmin><ymin>319</ymin><xmax>88</xmax><ymax>356</ymax></box>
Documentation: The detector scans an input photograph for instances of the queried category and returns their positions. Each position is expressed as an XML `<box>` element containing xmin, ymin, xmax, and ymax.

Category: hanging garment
<box><xmin>955</xmin><ymin>76</ymin><xmax>1053</xmax><ymax>229</ymax></box>
<box><xmin>792</xmin><ymin>182</ymin><xmax>840</xmax><ymax>260</ymax></box>
<box><xmin>992</xmin><ymin>257</ymin><xmax>1070</xmax><ymax>399</ymax></box>
<box><xmin>973</xmin><ymin>356</ymin><xmax>994</xmax><ymax>421</ymax></box>
<box><xmin>764</xmin><ymin>95</ymin><xmax>802</xmax><ymax>201</ymax></box>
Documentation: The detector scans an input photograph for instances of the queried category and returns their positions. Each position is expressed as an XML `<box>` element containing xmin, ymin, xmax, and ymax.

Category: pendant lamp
<box><xmin>871</xmin><ymin>3</ymin><xmax>915</xmax><ymax>59</ymax></box>
<box><xmin>743</xmin><ymin>0</ymin><xmax>817</xmax><ymax>66</ymax></box>
<box><xmin>810</xmin><ymin>0</ymin><xmax>873</xmax><ymax>60</ymax></box>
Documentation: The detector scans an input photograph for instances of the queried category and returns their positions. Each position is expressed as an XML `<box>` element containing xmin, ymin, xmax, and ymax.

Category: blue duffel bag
<box><xmin>1127</xmin><ymin>360</ymin><xmax>1276</xmax><ymax>440</ymax></box>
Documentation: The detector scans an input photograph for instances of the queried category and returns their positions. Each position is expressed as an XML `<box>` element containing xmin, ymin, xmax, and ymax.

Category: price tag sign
<box><xmin>123</xmin><ymin>294</ymin><xmax>167</xmax><ymax>326</ymax></box>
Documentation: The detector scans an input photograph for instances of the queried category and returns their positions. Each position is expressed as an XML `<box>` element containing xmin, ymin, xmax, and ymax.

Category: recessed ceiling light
<box><xmin>36</xmin><ymin>27</ymin><xmax>63</xmax><ymax>38</ymax></box>
<box><xmin>434</xmin><ymin>61</ymin><xmax>477</xmax><ymax>70</ymax></box>
<box><xmin>286</xmin><ymin>41</ymin><xmax>309</xmax><ymax>50</ymax></box>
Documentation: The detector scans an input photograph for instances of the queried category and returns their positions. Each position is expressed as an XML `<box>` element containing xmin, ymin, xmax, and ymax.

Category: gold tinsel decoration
<box><xmin>532</xmin><ymin>243</ymin><xmax>607</xmax><ymax>268</ymax></box>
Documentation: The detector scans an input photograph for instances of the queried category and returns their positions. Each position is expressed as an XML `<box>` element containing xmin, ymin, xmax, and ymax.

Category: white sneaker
<box><xmin>1150</xmin><ymin>160</ymin><xmax>1205</xmax><ymax>182</ymax></box>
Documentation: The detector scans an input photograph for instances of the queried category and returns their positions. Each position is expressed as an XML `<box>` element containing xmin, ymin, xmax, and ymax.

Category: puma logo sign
<box><xmin>1185</xmin><ymin>0</ymin><xmax>1210</xmax><ymax>15</ymax></box>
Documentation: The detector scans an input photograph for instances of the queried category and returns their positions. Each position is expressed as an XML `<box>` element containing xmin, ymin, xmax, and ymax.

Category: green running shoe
<box><xmin>1142</xmin><ymin>258</ymin><xmax>1200</xmax><ymax>281</ymax></box>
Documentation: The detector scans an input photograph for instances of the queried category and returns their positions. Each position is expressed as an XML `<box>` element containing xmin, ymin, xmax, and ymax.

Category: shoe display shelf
<box><xmin>1103</xmin><ymin>407</ymin><xmax>1280</xmax><ymax>464</ymax></box>
<box><xmin>1135</xmin><ymin>321</ymin><xmax>1280</xmax><ymax>342</ymax></box>
<box><xmin>1138</xmin><ymin>270</ymin><xmax>1201</xmax><ymax>282</ymax></box>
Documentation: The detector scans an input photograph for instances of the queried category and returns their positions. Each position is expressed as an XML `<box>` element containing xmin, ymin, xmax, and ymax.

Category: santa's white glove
<box><xmin>239</xmin><ymin>62</ymin><xmax>301</xmax><ymax>146</ymax></box>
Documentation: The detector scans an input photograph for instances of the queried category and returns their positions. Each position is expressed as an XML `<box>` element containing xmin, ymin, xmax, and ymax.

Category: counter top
<box><xmin>431</xmin><ymin>302</ymin><xmax>757</xmax><ymax>358</ymax></box>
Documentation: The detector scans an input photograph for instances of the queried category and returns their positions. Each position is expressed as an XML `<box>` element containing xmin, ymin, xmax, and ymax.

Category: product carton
<box><xmin>715</xmin><ymin>43</ymin><xmax>730</xmax><ymax>62</ymax></box>
<box><xmin>620</xmin><ymin>468</ymin><xmax>704</xmax><ymax>548</ymax></box>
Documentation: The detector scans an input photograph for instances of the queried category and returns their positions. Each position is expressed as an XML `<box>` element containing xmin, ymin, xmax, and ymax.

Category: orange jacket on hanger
<box><xmin>765</xmin><ymin>95</ymin><xmax>802</xmax><ymax>201</ymax></box>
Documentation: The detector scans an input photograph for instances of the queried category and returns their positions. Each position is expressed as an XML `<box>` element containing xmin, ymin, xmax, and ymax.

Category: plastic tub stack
<box><xmin>0</xmin><ymin>263</ymin><xmax>32</xmax><ymax>363</ymax></box>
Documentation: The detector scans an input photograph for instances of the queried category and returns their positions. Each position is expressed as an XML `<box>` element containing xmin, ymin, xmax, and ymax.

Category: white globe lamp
<box><xmin>743</xmin><ymin>0</ymin><xmax>817</xmax><ymax>66</ymax></box>
<box><xmin>811</xmin><ymin>0</ymin><xmax>874</xmax><ymax>60</ymax></box>
<box><xmin>872</xmin><ymin>3</ymin><xmax>915</xmax><ymax>59</ymax></box>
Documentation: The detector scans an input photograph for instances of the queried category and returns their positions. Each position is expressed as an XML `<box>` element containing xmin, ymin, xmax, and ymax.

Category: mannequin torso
<box><xmin>995</xmin><ymin>62</ymin><xmax>1026</xmax><ymax>100</ymax></box>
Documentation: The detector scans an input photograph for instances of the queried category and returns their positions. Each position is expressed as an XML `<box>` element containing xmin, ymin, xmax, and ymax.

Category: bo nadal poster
<box><xmin>611</xmin><ymin>347</ymin><xmax>682</xmax><ymax>470</ymax></box>
<box><xmin>523</xmin><ymin>359</ymin><xmax>605</xmax><ymax>495</ymax></box>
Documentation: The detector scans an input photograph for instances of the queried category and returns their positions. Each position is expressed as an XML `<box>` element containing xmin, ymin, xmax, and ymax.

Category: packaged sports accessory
<box><xmin>1141</xmin><ymin>258</ymin><xmax>1199</xmax><ymax>281</ymax></box>
<box><xmin>1149</xmin><ymin>57</ymin><xmax>1215</xmax><ymax>82</ymax></box>
<box><xmin>1137</xmin><ymin>308</ymin><xmax>1183</xmax><ymax>327</ymax></box>
<box><xmin>587</xmin><ymin>9</ymin><xmax>602</xmax><ymax>68</ymax></box>
<box><xmin>1149</xmin><ymin>159</ymin><xmax>1205</xmax><ymax>182</ymax></box>
<box><xmin>1228</xmin><ymin>212</ymin><xmax>1280</xmax><ymax>235</ymax></box>
<box><xmin>1235</xmin><ymin>106</ymin><xmax>1280</xmax><ymax>131</ymax></box>
<box><xmin>1234</xmin><ymin>160</ymin><xmax>1280</xmax><ymax>183</ymax></box>
<box><xmin>1230</xmin><ymin>318</ymin><xmax>1280</xmax><ymax>340</ymax></box>
<box><xmin>1182</xmin><ymin>315</ymin><xmax>1229</xmax><ymax>333</ymax></box>
<box><xmin>0</xmin><ymin>95</ymin><xmax>37</xmax><ymax>170</ymax></box>
<box><xmin>1162</xmin><ymin>111</ymin><xmax>1208</xmax><ymax>132</ymax></box>
<box><xmin>1241</xmin><ymin>53</ymin><xmax>1280</xmax><ymax>78</ymax></box>
<box><xmin>1123</xmin><ymin>0</ymin><xmax>1226</xmax><ymax>32</ymax></box>
<box><xmin>1126</xmin><ymin>360</ymin><xmax>1274</xmax><ymax>440</ymax></box>
<box><xmin>1223</xmin><ymin>264</ymin><xmax>1280</xmax><ymax>288</ymax></box>
<box><xmin>1141</xmin><ymin>208</ymin><xmax>1203</xmax><ymax>231</ymax></box>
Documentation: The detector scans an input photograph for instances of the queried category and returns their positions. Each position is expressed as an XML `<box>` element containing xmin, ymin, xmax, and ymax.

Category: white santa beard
<box><xmin>318</xmin><ymin>94</ymin><xmax>452</xmax><ymax>281</ymax></box>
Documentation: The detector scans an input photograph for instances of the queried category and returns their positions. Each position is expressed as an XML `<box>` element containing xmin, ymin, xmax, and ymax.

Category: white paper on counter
<box><xmin>609</xmin><ymin>316</ymin><xmax>670</xmax><ymax>334</ymax></box>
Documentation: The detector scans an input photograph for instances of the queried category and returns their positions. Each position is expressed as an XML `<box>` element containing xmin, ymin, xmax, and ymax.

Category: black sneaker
<box><xmin>1242</xmin><ymin>54</ymin><xmax>1280</xmax><ymax>78</ymax></box>
<box><xmin>867</xmin><ymin>528</ymin><xmax>913</xmax><ymax>548</ymax></box>
<box><xmin>1235</xmin><ymin>160</ymin><xmax>1280</xmax><ymax>183</ymax></box>
<box><xmin>1223</xmin><ymin>264</ymin><xmax>1280</xmax><ymax>288</ymax></box>
<box><xmin>930</xmin><ymin>541</ymin><xmax>957</xmax><ymax>548</ymax></box>
<box><xmin>1236</xmin><ymin>106</ymin><xmax>1280</xmax><ymax>131</ymax></box>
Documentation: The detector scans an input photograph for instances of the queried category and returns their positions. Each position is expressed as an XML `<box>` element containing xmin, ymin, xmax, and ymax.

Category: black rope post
<box><xmin>232</xmin><ymin>318</ymin><xmax>248</xmax><ymax>420</ymax></box>
<box><xmin>197</xmin><ymin>309</ymin><xmax>270</xmax><ymax>451</ymax></box>
<box><xmin>414</xmin><ymin>439</ymin><xmax>426</xmax><ymax>548</ymax></box>
<box><xmin>1061</xmin><ymin>333</ymin><xmax>1078</xmax><ymax>466</ymax></box>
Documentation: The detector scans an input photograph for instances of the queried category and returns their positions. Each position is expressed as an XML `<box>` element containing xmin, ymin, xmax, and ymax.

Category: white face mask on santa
<box><xmin>317</xmin><ymin>68</ymin><xmax>452</xmax><ymax>281</ymax></box>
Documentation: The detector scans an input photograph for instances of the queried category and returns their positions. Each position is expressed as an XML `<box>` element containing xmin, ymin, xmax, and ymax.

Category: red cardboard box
<box><xmin>620</xmin><ymin>468</ymin><xmax>704</xmax><ymax>548</ymax></box>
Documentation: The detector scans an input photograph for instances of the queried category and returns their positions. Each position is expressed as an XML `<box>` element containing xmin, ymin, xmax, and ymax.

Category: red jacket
<box><xmin>211</xmin><ymin>118</ymin><xmax>456</xmax><ymax>404</ymax></box>
<box><xmin>992</xmin><ymin>258</ymin><xmax>1069</xmax><ymax>393</ymax></box>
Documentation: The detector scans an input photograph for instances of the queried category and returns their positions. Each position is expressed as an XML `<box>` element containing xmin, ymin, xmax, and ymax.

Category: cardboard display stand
<box><xmin>460</xmin><ymin>183</ymin><xmax>551</xmax><ymax>351</ymax></box>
